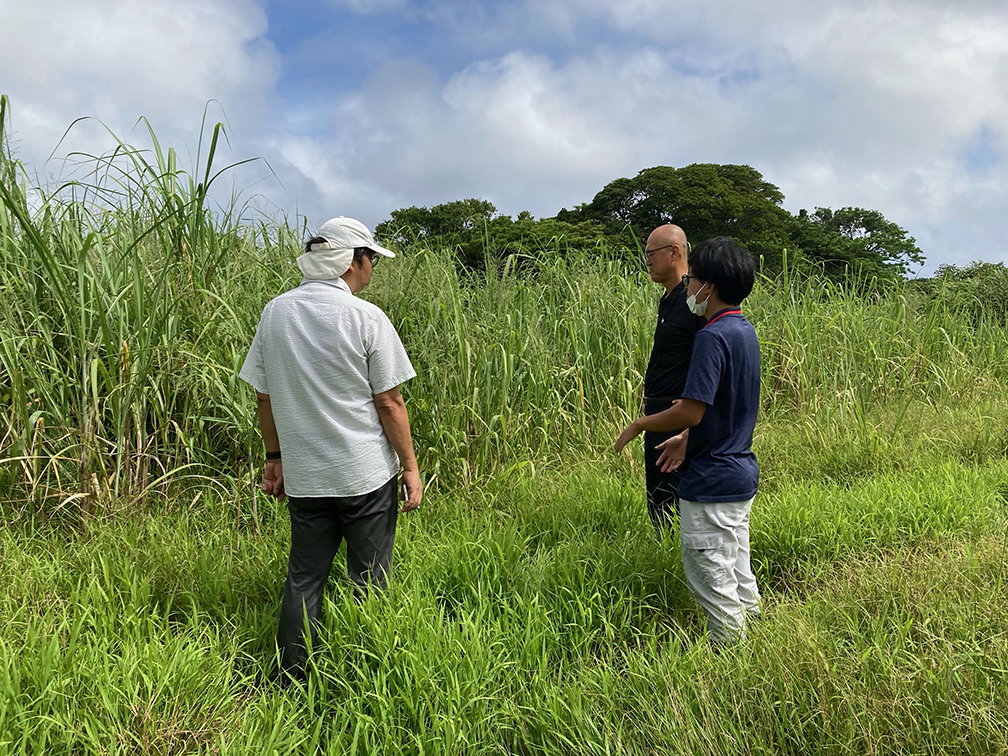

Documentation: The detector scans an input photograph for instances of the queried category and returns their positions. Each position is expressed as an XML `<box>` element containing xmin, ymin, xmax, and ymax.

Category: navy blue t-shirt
<box><xmin>678</xmin><ymin>309</ymin><xmax>760</xmax><ymax>503</ymax></box>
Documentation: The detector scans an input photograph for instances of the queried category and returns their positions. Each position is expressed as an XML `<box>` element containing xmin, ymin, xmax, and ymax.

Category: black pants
<box><xmin>643</xmin><ymin>429</ymin><xmax>681</xmax><ymax>532</ymax></box>
<box><xmin>276</xmin><ymin>476</ymin><xmax>398</xmax><ymax>674</ymax></box>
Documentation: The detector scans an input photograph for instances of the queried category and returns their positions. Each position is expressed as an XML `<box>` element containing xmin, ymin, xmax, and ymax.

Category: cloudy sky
<box><xmin>1</xmin><ymin>0</ymin><xmax>1006</xmax><ymax>273</ymax></box>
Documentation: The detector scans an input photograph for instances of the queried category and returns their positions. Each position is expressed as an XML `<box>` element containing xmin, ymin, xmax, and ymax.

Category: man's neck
<box><xmin>340</xmin><ymin>271</ymin><xmax>365</xmax><ymax>294</ymax></box>
<box><xmin>662</xmin><ymin>264</ymin><xmax>689</xmax><ymax>295</ymax></box>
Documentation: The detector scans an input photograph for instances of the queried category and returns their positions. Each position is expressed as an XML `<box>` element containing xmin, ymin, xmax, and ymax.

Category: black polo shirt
<box><xmin>643</xmin><ymin>282</ymin><xmax>705</xmax><ymax>412</ymax></box>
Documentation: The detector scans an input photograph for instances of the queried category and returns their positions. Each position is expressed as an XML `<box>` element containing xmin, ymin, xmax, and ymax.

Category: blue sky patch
<box><xmin>963</xmin><ymin>124</ymin><xmax>1003</xmax><ymax>173</ymax></box>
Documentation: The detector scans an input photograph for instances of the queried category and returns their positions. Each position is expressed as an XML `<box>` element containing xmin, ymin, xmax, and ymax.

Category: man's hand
<box><xmin>655</xmin><ymin>431</ymin><xmax>687</xmax><ymax>472</ymax></box>
<box><xmin>374</xmin><ymin>386</ymin><xmax>423</xmax><ymax>513</ymax></box>
<box><xmin>614</xmin><ymin>418</ymin><xmax>644</xmax><ymax>454</ymax></box>
<box><xmin>400</xmin><ymin>468</ymin><xmax>423</xmax><ymax>512</ymax></box>
<box><xmin>254</xmin><ymin>392</ymin><xmax>285</xmax><ymax>501</ymax></box>
<box><xmin>262</xmin><ymin>459</ymin><xmax>285</xmax><ymax>502</ymax></box>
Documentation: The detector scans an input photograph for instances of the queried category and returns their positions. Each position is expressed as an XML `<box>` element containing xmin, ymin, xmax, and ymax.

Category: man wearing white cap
<box><xmin>239</xmin><ymin>216</ymin><xmax>423</xmax><ymax>679</ymax></box>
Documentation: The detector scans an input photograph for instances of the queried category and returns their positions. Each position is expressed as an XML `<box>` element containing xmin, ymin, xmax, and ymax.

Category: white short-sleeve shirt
<box><xmin>239</xmin><ymin>278</ymin><xmax>416</xmax><ymax>497</ymax></box>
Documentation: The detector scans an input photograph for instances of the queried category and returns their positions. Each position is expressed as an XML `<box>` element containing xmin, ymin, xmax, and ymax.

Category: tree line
<box><xmin>376</xmin><ymin>163</ymin><xmax>926</xmax><ymax>283</ymax></box>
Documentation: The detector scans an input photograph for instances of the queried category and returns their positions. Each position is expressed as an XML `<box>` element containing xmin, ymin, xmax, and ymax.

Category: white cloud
<box><xmin>521</xmin><ymin>0</ymin><xmax>1008</xmax><ymax>269</ymax></box>
<box><xmin>2</xmin><ymin>0</ymin><xmax>1006</xmax><ymax>270</ymax></box>
<box><xmin>0</xmin><ymin>0</ymin><xmax>279</xmax><ymax>173</ymax></box>
<box><xmin>276</xmin><ymin>51</ymin><xmax>642</xmax><ymax>223</ymax></box>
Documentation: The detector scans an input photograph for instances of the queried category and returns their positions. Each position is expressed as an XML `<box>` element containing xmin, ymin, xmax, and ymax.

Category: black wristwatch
<box><xmin>265</xmin><ymin>450</ymin><xmax>282</xmax><ymax>460</ymax></box>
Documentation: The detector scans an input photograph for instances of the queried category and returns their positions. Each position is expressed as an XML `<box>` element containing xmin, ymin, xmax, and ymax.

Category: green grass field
<box><xmin>1</xmin><ymin>108</ymin><xmax>1007</xmax><ymax>753</ymax></box>
<box><xmin>1</xmin><ymin>459</ymin><xmax>1006</xmax><ymax>754</ymax></box>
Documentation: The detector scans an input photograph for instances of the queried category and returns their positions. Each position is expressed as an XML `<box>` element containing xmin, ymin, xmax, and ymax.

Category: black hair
<box><xmin>304</xmin><ymin>236</ymin><xmax>372</xmax><ymax>265</ymax></box>
<box><xmin>689</xmin><ymin>237</ymin><xmax>756</xmax><ymax>305</ymax></box>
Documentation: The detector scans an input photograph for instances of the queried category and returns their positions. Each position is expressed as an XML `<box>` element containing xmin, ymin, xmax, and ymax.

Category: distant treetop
<box><xmin>375</xmin><ymin>162</ymin><xmax>924</xmax><ymax>284</ymax></box>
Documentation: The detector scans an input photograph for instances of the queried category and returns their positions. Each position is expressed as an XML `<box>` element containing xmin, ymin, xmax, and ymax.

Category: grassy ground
<box><xmin>1</xmin><ymin>453</ymin><xmax>1005</xmax><ymax>754</ymax></box>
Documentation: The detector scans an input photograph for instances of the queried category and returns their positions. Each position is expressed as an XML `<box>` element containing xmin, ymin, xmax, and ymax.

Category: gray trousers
<box><xmin>679</xmin><ymin>496</ymin><xmax>761</xmax><ymax>645</ymax></box>
<box><xmin>276</xmin><ymin>475</ymin><xmax>398</xmax><ymax>673</ymax></box>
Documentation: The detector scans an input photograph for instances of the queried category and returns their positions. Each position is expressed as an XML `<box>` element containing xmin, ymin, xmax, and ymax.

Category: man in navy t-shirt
<box><xmin>615</xmin><ymin>237</ymin><xmax>761</xmax><ymax>645</ymax></box>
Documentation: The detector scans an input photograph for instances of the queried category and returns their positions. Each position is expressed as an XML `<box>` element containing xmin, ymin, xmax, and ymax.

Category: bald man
<box><xmin>640</xmin><ymin>224</ymin><xmax>705</xmax><ymax>531</ymax></box>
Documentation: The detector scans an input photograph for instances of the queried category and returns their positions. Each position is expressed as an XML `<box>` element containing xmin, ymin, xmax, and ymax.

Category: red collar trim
<box><xmin>704</xmin><ymin>308</ymin><xmax>742</xmax><ymax>327</ymax></box>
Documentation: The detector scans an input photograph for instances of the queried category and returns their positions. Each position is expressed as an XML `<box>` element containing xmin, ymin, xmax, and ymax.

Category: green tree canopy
<box><xmin>376</xmin><ymin>199</ymin><xmax>615</xmax><ymax>270</ymax></box>
<box><xmin>788</xmin><ymin>207</ymin><xmax>924</xmax><ymax>279</ymax></box>
<box><xmin>375</xmin><ymin>163</ymin><xmax>927</xmax><ymax>284</ymax></box>
<box><xmin>565</xmin><ymin>163</ymin><xmax>793</xmax><ymax>272</ymax></box>
<box><xmin>375</xmin><ymin>198</ymin><xmax>498</xmax><ymax>246</ymax></box>
<box><xmin>921</xmin><ymin>261</ymin><xmax>1008</xmax><ymax>325</ymax></box>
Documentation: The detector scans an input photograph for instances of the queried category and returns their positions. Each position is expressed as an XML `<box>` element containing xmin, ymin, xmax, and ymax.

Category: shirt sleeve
<box><xmin>681</xmin><ymin>329</ymin><xmax>726</xmax><ymax>406</ymax></box>
<box><xmin>365</xmin><ymin>311</ymin><xmax>417</xmax><ymax>395</ymax></box>
<box><xmin>238</xmin><ymin>320</ymin><xmax>269</xmax><ymax>394</ymax></box>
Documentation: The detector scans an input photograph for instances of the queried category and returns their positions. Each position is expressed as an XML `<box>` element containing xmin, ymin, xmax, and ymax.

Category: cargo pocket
<box><xmin>681</xmin><ymin>531</ymin><xmax>730</xmax><ymax>587</ymax></box>
<box><xmin>682</xmin><ymin>532</ymin><xmax>723</xmax><ymax>553</ymax></box>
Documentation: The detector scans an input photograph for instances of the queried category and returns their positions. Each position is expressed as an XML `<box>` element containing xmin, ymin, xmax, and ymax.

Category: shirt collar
<box><xmin>704</xmin><ymin>307</ymin><xmax>742</xmax><ymax>327</ymax></box>
<box><xmin>300</xmin><ymin>276</ymin><xmax>353</xmax><ymax>295</ymax></box>
<box><xmin>661</xmin><ymin>280</ymin><xmax>685</xmax><ymax>301</ymax></box>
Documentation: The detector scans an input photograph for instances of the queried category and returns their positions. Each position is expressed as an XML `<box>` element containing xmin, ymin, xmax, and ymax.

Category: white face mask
<box><xmin>686</xmin><ymin>283</ymin><xmax>711</xmax><ymax>317</ymax></box>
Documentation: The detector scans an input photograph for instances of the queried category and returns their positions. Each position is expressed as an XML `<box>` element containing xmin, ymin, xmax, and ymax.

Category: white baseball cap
<box><xmin>316</xmin><ymin>216</ymin><xmax>395</xmax><ymax>259</ymax></box>
<box><xmin>297</xmin><ymin>216</ymin><xmax>395</xmax><ymax>280</ymax></box>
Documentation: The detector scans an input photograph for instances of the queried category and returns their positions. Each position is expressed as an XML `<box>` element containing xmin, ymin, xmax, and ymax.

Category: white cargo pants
<box><xmin>679</xmin><ymin>496</ymin><xmax>761</xmax><ymax>644</ymax></box>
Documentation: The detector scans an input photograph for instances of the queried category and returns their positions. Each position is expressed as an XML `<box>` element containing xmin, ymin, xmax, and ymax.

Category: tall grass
<box><xmin>1</xmin><ymin>113</ymin><xmax>1008</xmax><ymax>520</ymax></box>
<box><xmin>3</xmin><ymin>109</ymin><xmax>1008</xmax><ymax>516</ymax></box>
<box><xmin>1</xmin><ymin>109</ymin><xmax>1007</xmax><ymax>506</ymax></box>
<box><xmin>0</xmin><ymin>105</ymin><xmax>288</xmax><ymax>515</ymax></box>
